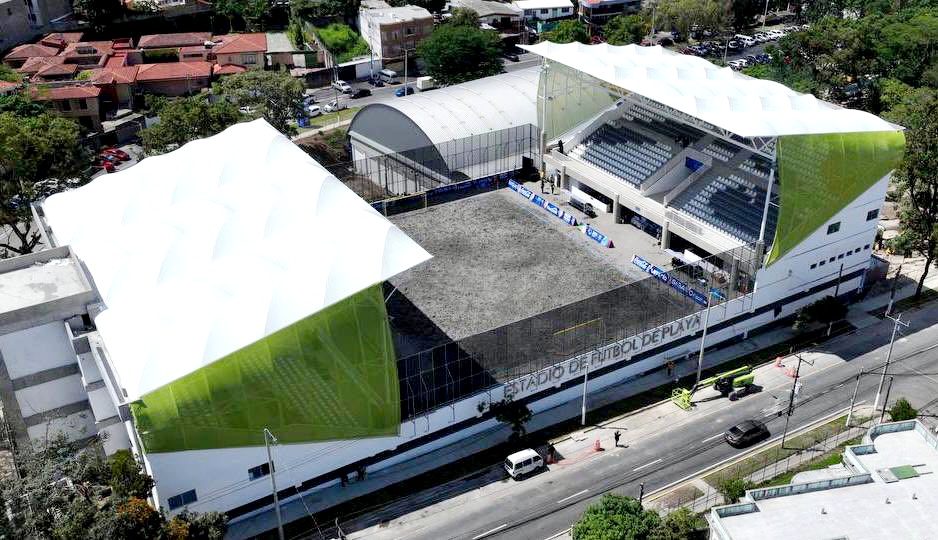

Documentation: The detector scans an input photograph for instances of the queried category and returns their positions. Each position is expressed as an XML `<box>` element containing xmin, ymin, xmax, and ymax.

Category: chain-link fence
<box><xmin>397</xmin><ymin>242</ymin><xmax>763</xmax><ymax>420</ymax></box>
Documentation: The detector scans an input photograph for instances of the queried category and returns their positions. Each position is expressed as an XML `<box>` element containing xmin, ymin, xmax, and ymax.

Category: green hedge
<box><xmin>142</xmin><ymin>48</ymin><xmax>180</xmax><ymax>63</ymax></box>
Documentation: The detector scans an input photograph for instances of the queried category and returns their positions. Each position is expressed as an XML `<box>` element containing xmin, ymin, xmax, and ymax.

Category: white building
<box><xmin>512</xmin><ymin>0</ymin><xmax>574</xmax><ymax>21</ymax></box>
<box><xmin>358</xmin><ymin>3</ymin><xmax>434</xmax><ymax>60</ymax></box>
<box><xmin>710</xmin><ymin>420</ymin><xmax>938</xmax><ymax>540</ymax></box>
<box><xmin>448</xmin><ymin>0</ymin><xmax>523</xmax><ymax>32</ymax></box>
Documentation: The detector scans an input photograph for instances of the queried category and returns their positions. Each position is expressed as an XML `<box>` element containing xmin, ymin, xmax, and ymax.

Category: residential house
<box><xmin>84</xmin><ymin>66</ymin><xmax>139</xmax><ymax>110</ymax></box>
<box><xmin>265</xmin><ymin>31</ymin><xmax>309</xmax><ymax>69</ymax></box>
<box><xmin>359</xmin><ymin>4</ymin><xmax>433</xmax><ymax>61</ymax></box>
<box><xmin>579</xmin><ymin>0</ymin><xmax>641</xmax><ymax>27</ymax></box>
<box><xmin>61</xmin><ymin>39</ymin><xmax>133</xmax><ymax>67</ymax></box>
<box><xmin>512</xmin><ymin>0</ymin><xmax>574</xmax><ymax>21</ymax></box>
<box><xmin>3</xmin><ymin>42</ymin><xmax>60</xmax><ymax>68</ymax></box>
<box><xmin>212</xmin><ymin>33</ymin><xmax>267</xmax><ymax>69</ymax></box>
<box><xmin>0</xmin><ymin>0</ymin><xmax>74</xmax><ymax>53</ymax></box>
<box><xmin>448</xmin><ymin>0</ymin><xmax>523</xmax><ymax>34</ymax></box>
<box><xmin>135</xmin><ymin>61</ymin><xmax>212</xmax><ymax>95</ymax></box>
<box><xmin>137</xmin><ymin>31</ymin><xmax>212</xmax><ymax>49</ymax></box>
<box><xmin>212</xmin><ymin>63</ymin><xmax>247</xmax><ymax>77</ymax></box>
<box><xmin>31</xmin><ymin>61</ymin><xmax>78</xmax><ymax>80</ymax></box>
<box><xmin>32</xmin><ymin>85</ymin><xmax>102</xmax><ymax>130</ymax></box>
<box><xmin>38</xmin><ymin>31</ymin><xmax>83</xmax><ymax>49</ymax></box>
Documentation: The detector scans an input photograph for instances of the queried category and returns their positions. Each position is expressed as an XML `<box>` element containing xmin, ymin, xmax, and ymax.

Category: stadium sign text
<box><xmin>503</xmin><ymin>312</ymin><xmax>702</xmax><ymax>400</ymax></box>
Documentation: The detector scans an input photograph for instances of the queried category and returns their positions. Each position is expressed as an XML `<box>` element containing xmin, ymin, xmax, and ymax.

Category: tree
<box><xmin>488</xmin><ymin>398</ymin><xmax>533</xmax><ymax>440</ymax></box>
<box><xmin>0</xmin><ymin>112</ymin><xmax>89</xmax><ymax>257</ymax></box>
<box><xmin>884</xmin><ymin>87</ymin><xmax>938</xmax><ymax>298</ymax></box>
<box><xmin>0</xmin><ymin>63</ymin><xmax>20</xmax><ymax>83</ymax></box>
<box><xmin>729</xmin><ymin>0</ymin><xmax>761</xmax><ymax>30</ymax></box>
<box><xmin>717</xmin><ymin>478</ymin><xmax>752</xmax><ymax>503</ymax></box>
<box><xmin>888</xmin><ymin>397</ymin><xmax>918</xmax><ymax>421</ymax></box>
<box><xmin>72</xmin><ymin>0</ymin><xmax>124</xmax><ymax>32</ymax></box>
<box><xmin>109</xmin><ymin>450</ymin><xmax>155</xmax><ymax>499</ymax></box>
<box><xmin>650</xmin><ymin>0</ymin><xmax>724</xmax><ymax>41</ymax></box>
<box><xmin>214</xmin><ymin>0</ymin><xmax>272</xmax><ymax>31</ymax></box>
<box><xmin>792</xmin><ymin>295</ymin><xmax>847</xmax><ymax>332</ymax></box>
<box><xmin>216</xmin><ymin>70</ymin><xmax>304</xmax><ymax>136</ymax></box>
<box><xmin>541</xmin><ymin>19</ymin><xmax>589</xmax><ymax>44</ymax></box>
<box><xmin>417</xmin><ymin>24</ymin><xmax>502</xmax><ymax>85</ymax></box>
<box><xmin>603</xmin><ymin>14</ymin><xmax>649</xmax><ymax>45</ymax></box>
<box><xmin>140</xmin><ymin>96</ymin><xmax>243</xmax><ymax>155</ymax></box>
<box><xmin>571</xmin><ymin>494</ymin><xmax>662</xmax><ymax>540</ymax></box>
<box><xmin>447</xmin><ymin>7</ymin><xmax>480</xmax><ymax>27</ymax></box>
<box><xmin>649</xmin><ymin>507</ymin><xmax>703</xmax><ymax>540</ymax></box>
<box><xmin>0</xmin><ymin>94</ymin><xmax>45</xmax><ymax>117</ymax></box>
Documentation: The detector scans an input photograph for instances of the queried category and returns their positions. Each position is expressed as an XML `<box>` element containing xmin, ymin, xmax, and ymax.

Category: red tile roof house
<box><xmin>61</xmin><ymin>40</ymin><xmax>133</xmax><ymax>67</ymax></box>
<box><xmin>83</xmin><ymin>66</ymin><xmax>140</xmax><ymax>109</ymax></box>
<box><xmin>31</xmin><ymin>85</ymin><xmax>103</xmax><ymax>131</ymax></box>
<box><xmin>135</xmin><ymin>61</ymin><xmax>213</xmax><ymax>96</ymax></box>
<box><xmin>138</xmin><ymin>32</ymin><xmax>212</xmax><ymax>49</ymax></box>
<box><xmin>0</xmin><ymin>81</ymin><xmax>20</xmax><ymax>96</ymax></box>
<box><xmin>2</xmin><ymin>43</ymin><xmax>61</xmax><ymax>68</ymax></box>
<box><xmin>31</xmin><ymin>62</ymin><xmax>80</xmax><ymax>81</ymax></box>
<box><xmin>39</xmin><ymin>32</ymin><xmax>85</xmax><ymax>49</ymax></box>
<box><xmin>212</xmin><ymin>33</ymin><xmax>267</xmax><ymax>69</ymax></box>
<box><xmin>17</xmin><ymin>56</ymin><xmax>67</xmax><ymax>76</ymax></box>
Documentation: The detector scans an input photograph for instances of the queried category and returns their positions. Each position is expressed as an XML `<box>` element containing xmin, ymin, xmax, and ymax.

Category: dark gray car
<box><xmin>724</xmin><ymin>420</ymin><xmax>769</xmax><ymax>447</ymax></box>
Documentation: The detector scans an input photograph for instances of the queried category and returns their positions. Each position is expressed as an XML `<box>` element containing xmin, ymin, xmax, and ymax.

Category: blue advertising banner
<box><xmin>631</xmin><ymin>255</ymin><xmax>709</xmax><ymax>307</ymax></box>
<box><xmin>508</xmin><ymin>179</ymin><xmax>578</xmax><ymax>226</ymax></box>
<box><xmin>581</xmin><ymin>224</ymin><xmax>614</xmax><ymax>248</ymax></box>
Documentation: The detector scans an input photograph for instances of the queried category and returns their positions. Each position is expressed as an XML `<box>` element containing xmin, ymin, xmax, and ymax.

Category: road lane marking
<box><xmin>473</xmin><ymin>524</ymin><xmax>508</xmax><ymax>539</ymax></box>
<box><xmin>557</xmin><ymin>489</ymin><xmax>589</xmax><ymax>504</ymax></box>
<box><xmin>633</xmin><ymin>458</ymin><xmax>662</xmax><ymax>471</ymax></box>
<box><xmin>702</xmin><ymin>433</ymin><xmax>724</xmax><ymax>443</ymax></box>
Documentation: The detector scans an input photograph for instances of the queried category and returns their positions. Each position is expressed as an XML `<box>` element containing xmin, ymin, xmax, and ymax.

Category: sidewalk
<box><xmin>227</xmin><ymin>265</ymin><xmax>938</xmax><ymax>540</ymax></box>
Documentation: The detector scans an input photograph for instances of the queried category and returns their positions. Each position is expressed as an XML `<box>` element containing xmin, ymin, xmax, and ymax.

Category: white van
<box><xmin>378</xmin><ymin>69</ymin><xmax>399</xmax><ymax>84</ymax></box>
<box><xmin>504</xmin><ymin>449</ymin><xmax>544</xmax><ymax>479</ymax></box>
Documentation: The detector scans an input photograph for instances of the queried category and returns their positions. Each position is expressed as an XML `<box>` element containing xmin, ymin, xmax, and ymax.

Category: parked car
<box><xmin>502</xmin><ymin>51</ymin><xmax>520</xmax><ymax>62</ymax></box>
<box><xmin>351</xmin><ymin>88</ymin><xmax>372</xmax><ymax>99</ymax></box>
<box><xmin>367</xmin><ymin>78</ymin><xmax>385</xmax><ymax>87</ymax></box>
<box><xmin>331</xmin><ymin>80</ymin><xmax>352</xmax><ymax>93</ymax></box>
<box><xmin>504</xmin><ymin>448</ymin><xmax>544</xmax><ymax>479</ymax></box>
<box><xmin>97</xmin><ymin>158</ymin><xmax>115</xmax><ymax>173</ymax></box>
<box><xmin>238</xmin><ymin>106</ymin><xmax>256</xmax><ymax>115</ymax></box>
<box><xmin>101</xmin><ymin>147</ymin><xmax>130</xmax><ymax>161</ymax></box>
<box><xmin>394</xmin><ymin>86</ymin><xmax>415</xmax><ymax>97</ymax></box>
<box><xmin>724</xmin><ymin>420</ymin><xmax>769</xmax><ymax>448</ymax></box>
<box><xmin>323</xmin><ymin>100</ymin><xmax>347</xmax><ymax>113</ymax></box>
<box><xmin>307</xmin><ymin>104</ymin><xmax>322</xmax><ymax>117</ymax></box>
<box><xmin>734</xmin><ymin>34</ymin><xmax>755</xmax><ymax>47</ymax></box>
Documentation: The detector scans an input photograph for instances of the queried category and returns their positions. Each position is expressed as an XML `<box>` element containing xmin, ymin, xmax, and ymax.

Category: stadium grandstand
<box><xmin>2</xmin><ymin>42</ymin><xmax>904</xmax><ymax>540</ymax></box>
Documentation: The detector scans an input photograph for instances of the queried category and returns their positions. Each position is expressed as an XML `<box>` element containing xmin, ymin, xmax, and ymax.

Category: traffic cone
<box><xmin>594</xmin><ymin>439</ymin><xmax>602</xmax><ymax>451</ymax></box>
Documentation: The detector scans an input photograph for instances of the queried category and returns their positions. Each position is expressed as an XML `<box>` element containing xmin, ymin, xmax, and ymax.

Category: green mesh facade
<box><xmin>131</xmin><ymin>284</ymin><xmax>400</xmax><ymax>453</ymax></box>
<box><xmin>766</xmin><ymin>131</ymin><xmax>905</xmax><ymax>265</ymax></box>
<box><xmin>539</xmin><ymin>63</ymin><xmax>618</xmax><ymax>141</ymax></box>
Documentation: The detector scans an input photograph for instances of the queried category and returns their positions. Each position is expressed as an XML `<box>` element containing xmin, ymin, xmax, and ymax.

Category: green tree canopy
<box><xmin>447</xmin><ymin>7</ymin><xmax>480</xmax><ymax>27</ymax></box>
<box><xmin>489</xmin><ymin>398</ymin><xmax>533</xmax><ymax>440</ymax></box>
<box><xmin>214</xmin><ymin>0</ymin><xmax>272</xmax><ymax>31</ymax></box>
<box><xmin>0</xmin><ymin>94</ymin><xmax>45</xmax><ymax>117</ymax></box>
<box><xmin>109</xmin><ymin>450</ymin><xmax>155</xmax><ymax>499</ymax></box>
<box><xmin>216</xmin><ymin>69</ymin><xmax>304</xmax><ymax>136</ymax></box>
<box><xmin>0</xmin><ymin>112</ymin><xmax>89</xmax><ymax>256</ymax></box>
<box><xmin>888</xmin><ymin>398</ymin><xmax>918</xmax><ymax>421</ymax></box>
<box><xmin>0</xmin><ymin>63</ymin><xmax>21</xmax><ymax>83</ymax></box>
<box><xmin>72</xmin><ymin>0</ymin><xmax>124</xmax><ymax>32</ymax></box>
<box><xmin>603</xmin><ymin>14</ymin><xmax>649</xmax><ymax>45</ymax></box>
<box><xmin>717</xmin><ymin>478</ymin><xmax>752</xmax><ymax>504</ymax></box>
<box><xmin>571</xmin><ymin>494</ymin><xmax>662</xmax><ymax>540</ymax></box>
<box><xmin>541</xmin><ymin>19</ymin><xmax>589</xmax><ymax>44</ymax></box>
<box><xmin>140</xmin><ymin>96</ymin><xmax>243</xmax><ymax>155</ymax></box>
<box><xmin>314</xmin><ymin>23</ymin><xmax>371</xmax><ymax>63</ymax></box>
<box><xmin>417</xmin><ymin>24</ymin><xmax>502</xmax><ymax>85</ymax></box>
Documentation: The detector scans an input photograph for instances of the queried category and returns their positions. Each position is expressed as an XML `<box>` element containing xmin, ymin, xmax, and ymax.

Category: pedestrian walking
<box><xmin>614</xmin><ymin>430</ymin><xmax>621</xmax><ymax>447</ymax></box>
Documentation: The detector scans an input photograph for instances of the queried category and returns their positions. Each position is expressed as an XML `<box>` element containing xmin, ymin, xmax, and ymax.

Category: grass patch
<box><xmin>888</xmin><ymin>287</ymin><xmax>938</xmax><ymax>313</ymax></box>
<box><xmin>313</xmin><ymin>23</ymin><xmax>370</xmax><ymax>63</ymax></box>
<box><xmin>298</xmin><ymin>107</ymin><xmax>360</xmax><ymax>135</ymax></box>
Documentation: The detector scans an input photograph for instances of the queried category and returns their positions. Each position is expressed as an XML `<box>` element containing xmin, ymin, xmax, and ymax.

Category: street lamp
<box><xmin>264</xmin><ymin>428</ymin><xmax>285</xmax><ymax>540</ymax></box>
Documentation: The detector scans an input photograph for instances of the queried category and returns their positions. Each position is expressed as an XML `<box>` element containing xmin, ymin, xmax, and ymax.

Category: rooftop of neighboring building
<box><xmin>135</xmin><ymin>61</ymin><xmax>213</xmax><ymax>81</ymax></box>
<box><xmin>17</xmin><ymin>56</ymin><xmax>67</xmax><ymax>74</ymax></box>
<box><xmin>83</xmin><ymin>66</ymin><xmax>139</xmax><ymax>84</ymax></box>
<box><xmin>32</xmin><ymin>85</ymin><xmax>103</xmax><ymax>101</ymax></box>
<box><xmin>711</xmin><ymin>420</ymin><xmax>938</xmax><ymax>540</ymax></box>
<box><xmin>448</xmin><ymin>0</ymin><xmax>522</xmax><ymax>17</ymax></box>
<box><xmin>4</xmin><ymin>43</ymin><xmax>61</xmax><ymax>61</ymax></box>
<box><xmin>512</xmin><ymin>0</ymin><xmax>573</xmax><ymax>9</ymax></box>
<box><xmin>138</xmin><ymin>32</ymin><xmax>213</xmax><ymax>49</ymax></box>
<box><xmin>0</xmin><ymin>247</ymin><xmax>95</xmax><ymax>328</ymax></box>
<box><xmin>264</xmin><ymin>32</ymin><xmax>295</xmax><ymax>54</ymax></box>
<box><xmin>34</xmin><ymin>63</ymin><xmax>80</xmax><ymax>79</ymax></box>
<box><xmin>39</xmin><ymin>32</ymin><xmax>85</xmax><ymax>48</ymax></box>
<box><xmin>212</xmin><ymin>33</ymin><xmax>267</xmax><ymax>54</ymax></box>
<box><xmin>0</xmin><ymin>81</ymin><xmax>19</xmax><ymax>94</ymax></box>
<box><xmin>61</xmin><ymin>40</ymin><xmax>120</xmax><ymax>58</ymax></box>
<box><xmin>212</xmin><ymin>63</ymin><xmax>247</xmax><ymax>75</ymax></box>
<box><xmin>360</xmin><ymin>3</ymin><xmax>433</xmax><ymax>22</ymax></box>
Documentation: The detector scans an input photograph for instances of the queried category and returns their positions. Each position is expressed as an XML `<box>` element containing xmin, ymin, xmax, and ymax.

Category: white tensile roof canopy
<box><xmin>42</xmin><ymin>119</ymin><xmax>432</xmax><ymax>400</ymax></box>
<box><xmin>521</xmin><ymin>42</ymin><xmax>902</xmax><ymax>138</ymax></box>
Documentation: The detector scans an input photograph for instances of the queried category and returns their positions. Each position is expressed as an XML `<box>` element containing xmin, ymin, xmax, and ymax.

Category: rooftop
<box><xmin>84</xmin><ymin>66</ymin><xmax>139</xmax><ymax>84</ymax></box>
<box><xmin>712</xmin><ymin>421</ymin><xmax>938</xmax><ymax>540</ymax></box>
<box><xmin>265</xmin><ymin>32</ymin><xmax>295</xmax><ymax>54</ymax></box>
<box><xmin>213</xmin><ymin>33</ymin><xmax>267</xmax><ymax>54</ymax></box>
<box><xmin>512</xmin><ymin>0</ymin><xmax>574</xmax><ymax>9</ymax></box>
<box><xmin>213</xmin><ymin>63</ymin><xmax>247</xmax><ymax>75</ymax></box>
<box><xmin>135</xmin><ymin>61</ymin><xmax>213</xmax><ymax>81</ymax></box>
<box><xmin>138</xmin><ymin>31</ymin><xmax>212</xmax><ymax>49</ymax></box>
<box><xmin>32</xmin><ymin>85</ymin><xmax>102</xmax><ymax>100</ymax></box>
<box><xmin>34</xmin><ymin>63</ymin><xmax>80</xmax><ymax>78</ymax></box>
<box><xmin>361</xmin><ymin>4</ymin><xmax>433</xmax><ymax>23</ymax></box>
<box><xmin>0</xmin><ymin>247</ymin><xmax>95</xmax><ymax>330</ymax></box>
<box><xmin>4</xmin><ymin>43</ymin><xmax>60</xmax><ymax>60</ymax></box>
<box><xmin>17</xmin><ymin>56</ymin><xmax>66</xmax><ymax>74</ymax></box>
<box><xmin>449</xmin><ymin>0</ymin><xmax>522</xmax><ymax>17</ymax></box>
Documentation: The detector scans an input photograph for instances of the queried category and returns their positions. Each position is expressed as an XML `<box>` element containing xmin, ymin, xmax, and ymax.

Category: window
<box><xmin>561</xmin><ymin>7</ymin><xmax>570</xmax><ymax>11</ymax></box>
<box><xmin>826</xmin><ymin>222</ymin><xmax>840</xmax><ymax>234</ymax></box>
<box><xmin>866</xmin><ymin>209</ymin><xmax>879</xmax><ymax>221</ymax></box>
<box><xmin>810</xmin><ymin>263</ymin><xmax>817</xmax><ymax>269</ymax></box>
<box><xmin>78</xmin><ymin>98</ymin><xmax>87</xmax><ymax>110</ymax></box>
<box><xmin>540</xmin><ymin>8</ymin><xmax>549</xmax><ymax>13</ymax></box>
<box><xmin>837</xmin><ymin>253</ymin><xmax>844</xmax><ymax>259</ymax></box>
<box><xmin>248</xmin><ymin>462</ymin><xmax>271</xmax><ymax>481</ymax></box>
<box><xmin>829</xmin><ymin>257</ymin><xmax>835</xmax><ymax>263</ymax></box>
<box><xmin>405</xmin><ymin>26</ymin><xmax>415</xmax><ymax>35</ymax></box>
<box><xmin>59</xmin><ymin>100</ymin><xmax>71</xmax><ymax>111</ymax></box>
<box><xmin>167</xmin><ymin>489</ymin><xmax>197</xmax><ymax>510</ymax></box>
<box><xmin>242</xmin><ymin>54</ymin><xmax>257</xmax><ymax>64</ymax></box>
<box><xmin>819</xmin><ymin>260</ymin><xmax>826</xmax><ymax>266</ymax></box>
<box><xmin>864</xmin><ymin>244</ymin><xmax>871</xmax><ymax>250</ymax></box>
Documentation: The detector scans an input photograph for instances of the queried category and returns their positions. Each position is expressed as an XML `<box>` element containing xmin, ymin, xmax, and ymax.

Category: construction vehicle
<box><xmin>671</xmin><ymin>365</ymin><xmax>757</xmax><ymax>409</ymax></box>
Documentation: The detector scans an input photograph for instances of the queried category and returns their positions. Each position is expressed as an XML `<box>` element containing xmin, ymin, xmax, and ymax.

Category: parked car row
<box><xmin>681</xmin><ymin>24</ymin><xmax>807</xmax><ymax>59</ymax></box>
<box><xmin>728</xmin><ymin>53</ymin><xmax>772</xmax><ymax>70</ymax></box>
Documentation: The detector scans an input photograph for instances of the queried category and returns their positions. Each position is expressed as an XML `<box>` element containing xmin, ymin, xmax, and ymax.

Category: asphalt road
<box><xmin>383</xmin><ymin>303</ymin><xmax>938</xmax><ymax>540</ymax></box>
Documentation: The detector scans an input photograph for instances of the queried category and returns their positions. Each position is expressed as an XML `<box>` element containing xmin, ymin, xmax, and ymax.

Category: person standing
<box><xmin>614</xmin><ymin>430</ymin><xmax>621</xmax><ymax>447</ymax></box>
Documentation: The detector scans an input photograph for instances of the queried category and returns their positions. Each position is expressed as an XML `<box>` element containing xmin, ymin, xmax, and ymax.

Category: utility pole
<box><xmin>264</xmin><ymin>428</ymin><xmax>285</xmax><ymax>540</ymax></box>
<box><xmin>780</xmin><ymin>354</ymin><xmax>803</xmax><ymax>449</ymax></box>
<box><xmin>690</xmin><ymin>288</ymin><xmax>716</xmax><ymax>396</ymax></box>
<box><xmin>880</xmin><ymin>376</ymin><xmax>895</xmax><ymax>423</ymax></box>
<box><xmin>639</xmin><ymin>482</ymin><xmax>645</xmax><ymax>504</ymax></box>
<box><xmin>873</xmin><ymin>313</ymin><xmax>909</xmax><ymax>414</ymax></box>
<box><xmin>845</xmin><ymin>368</ymin><xmax>862</xmax><ymax>428</ymax></box>
<box><xmin>581</xmin><ymin>361</ymin><xmax>590</xmax><ymax>426</ymax></box>
<box><xmin>885</xmin><ymin>263</ymin><xmax>903</xmax><ymax>317</ymax></box>
<box><xmin>761</xmin><ymin>0</ymin><xmax>770</xmax><ymax>30</ymax></box>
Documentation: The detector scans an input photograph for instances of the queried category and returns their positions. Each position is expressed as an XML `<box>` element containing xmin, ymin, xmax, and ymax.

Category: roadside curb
<box><xmin>642</xmin><ymin>406</ymin><xmax>853</xmax><ymax>505</ymax></box>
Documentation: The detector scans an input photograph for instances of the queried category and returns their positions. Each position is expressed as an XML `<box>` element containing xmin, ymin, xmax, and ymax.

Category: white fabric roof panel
<box><xmin>513</xmin><ymin>0</ymin><xmax>574</xmax><ymax>10</ymax></box>
<box><xmin>520</xmin><ymin>42</ymin><xmax>901</xmax><ymax>138</ymax></box>
<box><xmin>42</xmin><ymin>119</ymin><xmax>432</xmax><ymax>400</ymax></box>
<box><xmin>378</xmin><ymin>67</ymin><xmax>539</xmax><ymax>144</ymax></box>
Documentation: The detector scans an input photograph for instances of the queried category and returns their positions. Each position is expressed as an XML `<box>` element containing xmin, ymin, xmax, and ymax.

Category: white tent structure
<box><xmin>521</xmin><ymin>42</ymin><xmax>900</xmax><ymax>138</ymax></box>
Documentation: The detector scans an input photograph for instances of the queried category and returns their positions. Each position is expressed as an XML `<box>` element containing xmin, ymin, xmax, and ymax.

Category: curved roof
<box><xmin>521</xmin><ymin>42</ymin><xmax>901</xmax><ymax>138</ymax></box>
<box><xmin>42</xmin><ymin>119</ymin><xmax>431</xmax><ymax>400</ymax></box>
<box><xmin>359</xmin><ymin>67</ymin><xmax>539</xmax><ymax>145</ymax></box>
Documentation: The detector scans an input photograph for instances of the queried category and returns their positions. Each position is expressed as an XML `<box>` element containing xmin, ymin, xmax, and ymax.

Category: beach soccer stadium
<box><xmin>0</xmin><ymin>42</ymin><xmax>904</xmax><ymax>537</ymax></box>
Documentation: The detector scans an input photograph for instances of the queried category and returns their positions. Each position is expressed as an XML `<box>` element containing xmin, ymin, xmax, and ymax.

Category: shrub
<box><xmin>888</xmin><ymin>398</ymin><xmax>918</xmax><ymax>421</ymax></box>
<box><xmin>717</xmin><ymin>478</ymin><xmax>752</xmax><ymax>504</ymax></box>
<box><xmin>142</xmin><ymin>48</ymin><xmax>180</xmax><ymax>63</ymax></box>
